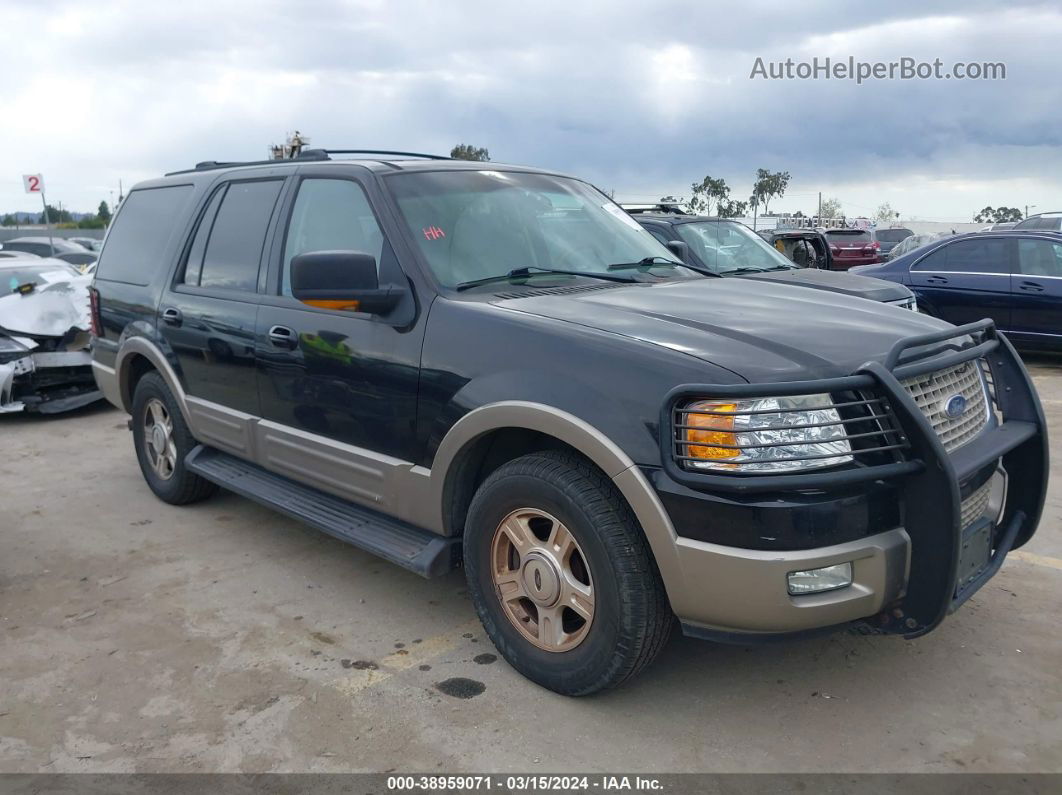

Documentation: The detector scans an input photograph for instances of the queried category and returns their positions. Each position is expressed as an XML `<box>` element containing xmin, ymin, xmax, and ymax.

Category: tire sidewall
<box><xmin>464</xmin><ymin>469</ymin><xmax>629</xmax><ymax>694</ymax></box>
<box><xmin>131</xmin><ymin>374</ymin><xmax>194</xmax><ymax>502</ymax></box>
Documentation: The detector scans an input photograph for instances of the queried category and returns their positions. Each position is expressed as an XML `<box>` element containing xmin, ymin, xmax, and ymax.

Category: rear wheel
<box><xmin>463</xmin><ymin>450</ymin><xmax>671</xmax><ymax>695</ymax></box>
<box><xmin>131</xmin><ymin>372</ymin><xmax>217</xmax><ymax>505</ymax></box>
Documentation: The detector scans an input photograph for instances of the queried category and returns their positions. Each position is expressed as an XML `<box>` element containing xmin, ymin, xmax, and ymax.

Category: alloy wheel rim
<box><xmin>143</xmin><ymin>398</ymin><xmax>177</xmax><ymax>480</ymax></box>
<box><xmin>490</xmin><ymin>508</ymin><xmax>594</xmax><ymax>652</ymax></box>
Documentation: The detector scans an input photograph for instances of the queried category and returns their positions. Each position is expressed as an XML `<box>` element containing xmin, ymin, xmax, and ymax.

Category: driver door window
<box><xmin>281</xmin><ymin>179</ymin><xmax>385</xmax><ymax>296</ymax></box>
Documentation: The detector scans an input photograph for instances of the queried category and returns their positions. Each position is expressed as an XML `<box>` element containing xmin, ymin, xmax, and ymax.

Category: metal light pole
<box><xmin>40</xmin><ymin>191</ymin><xmax>54</xmax><ymax>254</ymax></box>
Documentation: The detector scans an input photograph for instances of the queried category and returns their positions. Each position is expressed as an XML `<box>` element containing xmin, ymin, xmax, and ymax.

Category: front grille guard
<box><xmin>660</xmin><ymin>319</ymin><xmax>1049</xmax><ymax>635</ymax></box>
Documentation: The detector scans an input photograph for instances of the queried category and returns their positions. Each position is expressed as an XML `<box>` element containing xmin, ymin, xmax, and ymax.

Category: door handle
<box><xmin>268</xmin><ymin>325</ymin><xmax>298</xmax><ymax>349</ymax></box>
<box><xmin>161</xmin><ymin>307</ymin><xmax>182</xmax><ymax>326</ymax></box>
<box><xmin>926</xmin><ymin>276</ymin><xmax>948</xmax><ymax>284</ymax></box>
<box><xmin>1019</xmin><ymin>281</ymin><xmax>1044</xmax><ymax>292</ymax></box>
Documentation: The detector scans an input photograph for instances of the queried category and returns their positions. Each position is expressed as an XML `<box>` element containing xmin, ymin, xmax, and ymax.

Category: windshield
<box><xmin>2</xmin><ymin>264</ymin><xmax>79</xmax><ymax>292</ymax></box>
<box><xmin>387</xmin><ymin>170</ymin><xmax>681</xmax><ymax>288</ymax></box>
<box><xmin>675</xmin><ymin>221</ymin><xmax>794</xmax><ymax>273</ymax></box>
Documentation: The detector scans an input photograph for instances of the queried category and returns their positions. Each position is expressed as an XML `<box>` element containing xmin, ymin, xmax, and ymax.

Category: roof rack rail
<box><xmin>621</xmin><ymin>203</ymin><xmax>689</xmax><ymax>215</ymax></box>
<box><xmin>166</xmin><ymin>149</ymin><xmax>330</xmax><ymax>176</ymax></box>
<box><xmin>166</xmin><ymin>148</ymin><xmax>450</xmax><ymax>177</ymax></box>
<box><xmin>311</xmin><ymin>149</ymin><xmax>451</xmax><ymax>160</ymax></box>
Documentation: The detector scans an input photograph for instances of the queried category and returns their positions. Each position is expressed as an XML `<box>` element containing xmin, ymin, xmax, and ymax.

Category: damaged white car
<box><xmin>0</xmin><ymin>259</ymin><xmax>102</xmax><ymax>414</ymax></box>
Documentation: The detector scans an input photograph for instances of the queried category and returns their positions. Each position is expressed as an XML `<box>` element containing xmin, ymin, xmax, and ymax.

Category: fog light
<box><xmin>787</xmin><ymin>562</ymin><xmax>853</xmax><ymax>595</ymax></box>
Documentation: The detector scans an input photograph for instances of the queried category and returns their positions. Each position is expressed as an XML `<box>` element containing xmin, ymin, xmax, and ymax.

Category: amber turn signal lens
<box><xmin>685</xmin><ymin>401</ymin><xmax>739</xmax><ymax>460</ymax></box>
<box><xmin>302</xmin><ymin>299</ymin><xmax>361</xmax><ymax>311</ymax></box>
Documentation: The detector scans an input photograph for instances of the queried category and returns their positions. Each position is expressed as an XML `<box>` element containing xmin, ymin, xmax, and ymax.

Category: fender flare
<box><xmin>114</xmin><ymin>336</ymin><xmax>193</xmax><ymax>427</ymax></box>
<box><xmin>414</xmin><ymin>401</ymin><xmax>684</xmax><ymax>597</ymax></box>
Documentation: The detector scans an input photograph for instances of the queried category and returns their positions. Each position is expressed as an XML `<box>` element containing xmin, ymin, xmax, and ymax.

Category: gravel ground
<box><xmin>1</xmin><ymin>356</ymin><xmax>1059</xmax><ymax>773</ymax></box>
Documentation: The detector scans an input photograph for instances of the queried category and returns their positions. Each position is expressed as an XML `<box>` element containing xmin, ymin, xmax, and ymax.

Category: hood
<box><xmin>0</xmin><ymin>271</ymin><xmax>92</xmax><ymax>339</ymax></box>
<box><xmin>493</xmin><ymin>278</ymin><xmax>948</xmax><ymax>383</ymax></box>
<box><xmin>736</xmin><ymin>268</ymin><xmax>910</xmax><ymax>302</ymax></box>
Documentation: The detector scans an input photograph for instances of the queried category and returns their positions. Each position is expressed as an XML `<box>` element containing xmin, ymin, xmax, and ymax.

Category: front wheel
<box><xmin>463</xmin><ymin>451</ymin><xmax>671</xmax><ymax>695</ymax></box>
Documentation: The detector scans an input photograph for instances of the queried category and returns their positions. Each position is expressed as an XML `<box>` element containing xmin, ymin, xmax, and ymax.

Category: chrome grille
<box><xmin>960</xmin><ymin>479</ymin><xmax>993</xmax><ymax>529</ymax></box>
<box><xmin>900</xmin><ymin>360</ymin><xmax>989</xmax><ymax>452</ymax></box>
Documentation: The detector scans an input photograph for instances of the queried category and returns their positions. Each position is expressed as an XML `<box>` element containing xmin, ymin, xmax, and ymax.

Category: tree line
<box><xmin>2</xmin><ymin>201</ymin><xmax>113</xmax><ymax>229</ymax></box>
<box><xmin>673</xmin><ymin>169</ymin><xmax>802</xmax><ymax>219</ymax></box>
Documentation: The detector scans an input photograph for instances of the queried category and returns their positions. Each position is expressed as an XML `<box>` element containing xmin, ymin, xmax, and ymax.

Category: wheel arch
<box><xmin>115</xmin><ymin>337</ymin><xmax>193</xmax><ymax>427</ymax></box>
<box><xmin>423</xmin><ymin>402</ymin><xmax>683</xmax><ymax>597</ymax></box>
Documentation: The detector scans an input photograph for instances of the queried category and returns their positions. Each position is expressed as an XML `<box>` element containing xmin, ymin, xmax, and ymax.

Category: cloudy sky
<box><xmin>2</xmin><ymin>0</ymin><xmax>1060</xmax><ymax>221</ymax></box>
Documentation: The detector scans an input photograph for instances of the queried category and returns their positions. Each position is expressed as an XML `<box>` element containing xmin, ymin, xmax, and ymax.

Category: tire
<box><xmin>131</xmin><ymin>372</ymin><xmax>217</xmax><ymax>505</ymax></box>
<box><xmin>463</xmin><ymin>450</ymin><xmax>671</xmax><ymax>696</ymax></box>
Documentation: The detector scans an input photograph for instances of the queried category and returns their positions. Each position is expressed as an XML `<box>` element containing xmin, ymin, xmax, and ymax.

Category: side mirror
<box><xmin>666</xmin><ymin>240</ymin><xmax>689</xmax><ymax>262</ymax></box>
<box><xmin>291</xmin><ymin>250</ymin><xmax>400</xmax><ymax>314</ymax></box>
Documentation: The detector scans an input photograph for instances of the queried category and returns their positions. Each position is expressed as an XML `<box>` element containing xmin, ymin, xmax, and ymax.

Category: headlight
<box><xmin>678</xmin><ymin>394</ymin><xmax>854</xmax><ymax>473</ymax></box>
<box><xmin>889</xmin><ymin>297</ymin><xmax>918</xmax><ymax>311</ymax></box>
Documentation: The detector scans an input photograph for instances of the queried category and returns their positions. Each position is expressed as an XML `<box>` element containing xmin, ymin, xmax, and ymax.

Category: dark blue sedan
<box><xmin>851</xmin><ymin>230</ymin><xmax>1062</xmax><ymax>351</ymax></box>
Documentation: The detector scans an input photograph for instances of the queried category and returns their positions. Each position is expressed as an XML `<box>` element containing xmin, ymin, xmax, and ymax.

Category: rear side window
<box><xmin>182</xmin><ymin>187</ymin><xmax>226</xmax><ymax>287</ymax></box>
<box><xmin>915</xmin><ymin>238</ymin><xmax>1009</xmax><ymax>273</ymax></box>
<box><xmin>95</xmin><ymin>185</ymin><xmax>194</xmax><ymax>285</ymax></box>
<box><xmin>191</xmin><ymin>180</ymin><xmax>283</xmax><ymax>292</ymax></box>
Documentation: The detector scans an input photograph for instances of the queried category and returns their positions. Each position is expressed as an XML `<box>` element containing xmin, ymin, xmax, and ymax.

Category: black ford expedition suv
<box><xmin>90</xmin><ymin>151</ymin><xmax>1048</xmax><ymax>696</ymax></box>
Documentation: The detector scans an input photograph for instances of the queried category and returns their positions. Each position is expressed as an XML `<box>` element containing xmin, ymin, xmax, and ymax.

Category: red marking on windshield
<box><xmin>423</xmin><ymin>226</ymin><xmax>445</xmax><ymax>240</ymax></box>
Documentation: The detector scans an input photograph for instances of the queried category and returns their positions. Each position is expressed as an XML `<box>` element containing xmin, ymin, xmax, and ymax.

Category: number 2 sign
<box><xmin>23</xmin><ymin>174</ymin><xmax>44</xmax><ymax>194</ymax></box>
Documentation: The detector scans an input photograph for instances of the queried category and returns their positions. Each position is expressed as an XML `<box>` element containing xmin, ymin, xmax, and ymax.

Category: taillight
<box><xmin>89</xmin><ymin>286</ymin><xmax>102</xmax><ymax>337</ymax></box>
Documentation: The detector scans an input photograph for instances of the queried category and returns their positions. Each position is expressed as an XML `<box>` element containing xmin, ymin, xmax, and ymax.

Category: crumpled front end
<box><xmin>0</xmin><ymin>271</ymin><xmax>102</xmax><ymax>414</ymax></box>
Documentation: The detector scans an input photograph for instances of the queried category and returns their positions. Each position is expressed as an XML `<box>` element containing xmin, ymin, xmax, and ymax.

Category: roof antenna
<box><xmin>269</xmin><ymin>130</ymin><xmax>309</xmax><ymax>160</ymax></box>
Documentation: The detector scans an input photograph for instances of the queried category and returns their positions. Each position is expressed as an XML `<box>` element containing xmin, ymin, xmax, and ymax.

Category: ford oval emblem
<box><xmin>943</xmin><ymin>394</ymin><xmax>967</xmax><ymax>418</ymax></box>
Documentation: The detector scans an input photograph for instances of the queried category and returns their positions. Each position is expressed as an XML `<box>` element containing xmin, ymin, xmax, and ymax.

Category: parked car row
<box><xmin>627</xmin><ymin>209</ymin><xmax>916</xmax><ymax>308</ymax></box>
<box><xmin>0</xmin><ymin>236</ymin><xmax>101</xmax><ymax>273</ymax></box>
<box><xmin>620</xmin><ymin>205</ymin><xmax>1060</xmax><ymax>350</ymax></box>
<box><xmin>853</xmin><ymin>229</ymin><xmax>1062</xmax><ymax>350</ymax></box>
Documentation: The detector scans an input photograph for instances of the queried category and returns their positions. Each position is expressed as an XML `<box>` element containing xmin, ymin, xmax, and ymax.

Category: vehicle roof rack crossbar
<box><xmin>316</xmin><ymin>149</ymin><xmax>451</xmax><ymax>160</ymax></box>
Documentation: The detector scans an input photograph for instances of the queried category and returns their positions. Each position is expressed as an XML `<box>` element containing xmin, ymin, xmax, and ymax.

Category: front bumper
<box><xmin>657</xmin><ymin>320</ymin><xmax>1048</xmax><ymax>638</ymax></box>
<box><xmin>0</xmin><ymin>349</ymin><xmax>101</xmax><ymax>414</ymax></box>
<box><xmin>675</xmin><ymin>527</ymin><xmax>910</xmax><ymax>635</ymax></box>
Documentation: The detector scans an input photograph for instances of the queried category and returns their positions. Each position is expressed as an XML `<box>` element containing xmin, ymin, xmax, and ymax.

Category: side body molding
<box><xmin>104</xmin><ymin>348</ymin><xmax>686</xmax><ymax>610</ymax></box>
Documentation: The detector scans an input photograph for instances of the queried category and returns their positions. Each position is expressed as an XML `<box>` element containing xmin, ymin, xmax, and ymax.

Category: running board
<box><xmin>185</xmin><ymin>445</ymin><xmax>459</xmax><ymax>578</ymax></box>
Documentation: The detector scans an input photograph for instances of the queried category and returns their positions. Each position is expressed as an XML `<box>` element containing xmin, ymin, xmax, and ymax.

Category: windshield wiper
<box><xmin>724</xmin><ymin>266</ymin><xmax>772</xmax><ymax>274</ymax></box>
<box><xmin>609</xmin><ymin>256</ymin><xmax>722</xmax><ymax>278</ymax></box>
<box><xmin>455</xmin><ymin>266</ymin><xmax>639</xmax><ymax>292</ymax></box>
<box><xmin>607</xmin><ymin>256</ymin><xmax>683</xmax><ymax>270</ymax></box>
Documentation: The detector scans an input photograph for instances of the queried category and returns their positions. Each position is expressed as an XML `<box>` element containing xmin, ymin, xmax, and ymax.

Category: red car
<box><xmin>826</xmin><ymin>228</ymin><xmax>882</xmax><ymax>269</ymax></box>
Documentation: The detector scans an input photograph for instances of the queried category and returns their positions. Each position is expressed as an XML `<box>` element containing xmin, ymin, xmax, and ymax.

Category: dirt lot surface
<box><xmin>2</xmin><ymin>357</ymin><xmax>1060</xmax><ymax>773</ymax></box>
